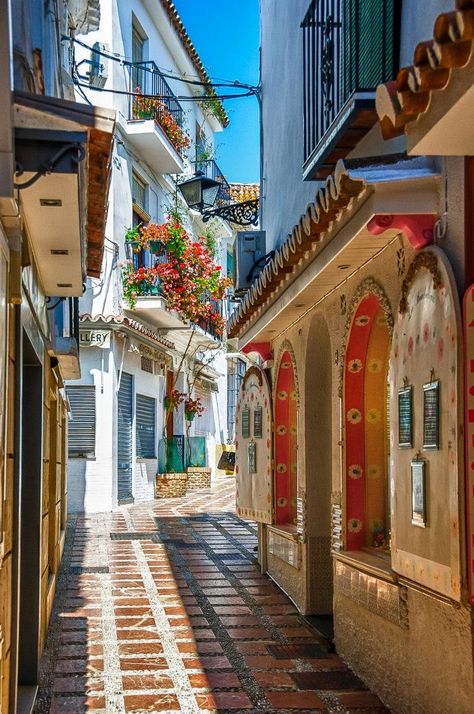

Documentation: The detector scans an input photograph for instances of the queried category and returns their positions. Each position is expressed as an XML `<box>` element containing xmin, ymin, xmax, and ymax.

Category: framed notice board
<box><xmin>423</xmin><ymin>381</ymin><xmax>440</xmax><ymax>450</ymax></box>
<box><xmin>242</xmin><ymin>406</ymin><xmax>250</xmax><ymax>439</ymax></box>
<box><xmin>398</xmin><ymin>386</ymin><xmax>413</xmax><ymax>448</ymax></box>
<box><xmin>411</xmin><ymin>459</ymin><xmax>427</xmax><ymax>527</ymax></box>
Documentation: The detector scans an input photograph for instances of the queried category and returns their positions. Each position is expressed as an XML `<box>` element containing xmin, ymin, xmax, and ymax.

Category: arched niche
<box><xmin>235</xmin><ymin>366</ymin><xmax>273</xmax><ymax>523</ymax></box>
<box><xmin>274</xmin><ymin>344</ymin><xmax>299</xmax><ymax>526</ymax></box>
<box><xmin>344</xmin><ymin>289</ymin><xmax>392</xmax><ymax>551</ymax></box>
<box><xmin>390</xmin><ymin>247</ymin><xmax>462</xmax><ymax>601</ymax></box>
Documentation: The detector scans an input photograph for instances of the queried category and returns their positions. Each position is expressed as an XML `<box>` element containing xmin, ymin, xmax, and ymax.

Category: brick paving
<box><xmin>34</xmin><ymin>477</ymin><xmax>389</xmax><ymax>713</ymax></box>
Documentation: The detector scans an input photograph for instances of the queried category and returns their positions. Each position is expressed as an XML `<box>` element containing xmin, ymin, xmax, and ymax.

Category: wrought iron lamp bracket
<box><xmin>202</xmin><ymin>199</ymin><xmax>259</xmax><ymax>226</ymax></box>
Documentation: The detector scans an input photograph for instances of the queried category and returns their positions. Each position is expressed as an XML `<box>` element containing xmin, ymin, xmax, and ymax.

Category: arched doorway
<box><xmin>274</xmin><ymin>348</ymin><xmax>298</xmax><ymax>526</ymax></box>
<box><xmin>345</xmin><ymin>292</ymin><xmax>391</xmax><ymax>551</ymax></box>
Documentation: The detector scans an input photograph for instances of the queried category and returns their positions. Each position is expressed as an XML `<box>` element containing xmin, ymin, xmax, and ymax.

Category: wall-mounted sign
<box><xmin>80</xmin><ymin>330</ymin><xmax>111</xmax><ymax>349</ymax></box>
<box><xmin>423</xmin><ymin>381</ymin><xmax>439</xmax><ymax>450</ymax></box>
<box><xmin>242</xmin><ymin>406</ymin><xmax>250</xmax><ymax>439</ymax></box>
<box><xmin>398</xmin><ymin>386</ymin><xmax>413</xmax><ymax>448</ymax></box>
<box><xmin>254</xmin><ymin>406</ymin><xmax>263</xmax><ymax>439</ymax></box>
<box><xmin>248</xmin><ymin>440</ymin><xmax>257</xmax><ymax>474</ymax></box>
<box><xmin>411</xmin><ymin>459</ymin><xmax>427</xmax><ymax>527</ymax></box>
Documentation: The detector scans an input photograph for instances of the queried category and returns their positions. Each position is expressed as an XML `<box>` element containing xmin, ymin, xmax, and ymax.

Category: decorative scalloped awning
<box><xmin>376</xmin><ymin>0</ymin><xmax>474</xmax><ymax>154</ymax></box>
<box><xmin>228</xmin><ymin>158</ymin><xmax>440</xmax><ymax>343</ymax></box>
<box><xmin>80</xmin><ymin>314</ymin><xmax>175</xmax><ymax>350</ymax></box>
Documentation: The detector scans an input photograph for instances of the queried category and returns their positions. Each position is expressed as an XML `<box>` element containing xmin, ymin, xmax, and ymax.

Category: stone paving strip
<box><xmin>34</xmin><ymin>477</ymin><xmax>389</xmax><ymax>713</ymax></box>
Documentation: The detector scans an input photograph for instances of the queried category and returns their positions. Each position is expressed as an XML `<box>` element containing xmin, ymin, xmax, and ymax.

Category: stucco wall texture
<box><xmin>260</xmin><ymin>226</ymin><xmax>473</xmax><ymax>710</ymax></box>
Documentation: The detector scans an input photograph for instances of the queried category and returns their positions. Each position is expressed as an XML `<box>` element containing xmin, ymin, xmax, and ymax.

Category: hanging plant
<box><xmin>184</xmin><ymin>396</ymin><xmax>205</xmax><ymax>421</ymax></box>
<box><xmin>121</xmin><ymin>216</ymin><xmax>231</xmax><ymax>336</ymax></box>
<box><xmin>164</xmin><ymin>389</ymin><xmax>185</xmax><ymax>412</ymax></box>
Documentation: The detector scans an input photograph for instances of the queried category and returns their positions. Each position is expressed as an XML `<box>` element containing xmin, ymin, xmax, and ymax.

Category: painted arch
<box><xmin>274</xmin><ymin>343</ymin><xmax>299</xmax><ymax>525</ymax></box>
<box><xmin>344</xmin><ymin>285</ymin><xmax>393</xmax><ymax>551</ymax></box>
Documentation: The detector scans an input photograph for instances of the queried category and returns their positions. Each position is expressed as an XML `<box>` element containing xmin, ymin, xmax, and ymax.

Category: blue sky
<box><xmin>173</xmin><ymin>0</ymin><xmax>260</xmax><ymax>184</ymax></box>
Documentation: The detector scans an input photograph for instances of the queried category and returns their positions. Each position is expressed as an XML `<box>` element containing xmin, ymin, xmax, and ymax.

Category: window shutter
<box><xmin>136</xmin><ymin>394</ymin><xmax>156</xmax><ymax>458</ymax></box>
<box><xmin>66</xmin><ymin>385</ymin><xmax>96</xmax><ymax>457</ymax></box>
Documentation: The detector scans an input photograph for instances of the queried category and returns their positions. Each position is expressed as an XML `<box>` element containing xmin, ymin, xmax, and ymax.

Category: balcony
<box><xmin>123</xmin><ymin>241</ymin><xmax>224</xmax><ymax>341</ymax></box>
<box><xmin>302</xmin><ymin>0</ymin><xmax>401</xmax><ymax>180</ymax></box>
<box><xmin>192</xmin><ymin>159</ymin><xmax>231</xmax><ymax>207</ymax></box>
<box><xmin>124</xmin><ymin>62</ymin><xmax>187</xmax><ymax>175</ymax></box>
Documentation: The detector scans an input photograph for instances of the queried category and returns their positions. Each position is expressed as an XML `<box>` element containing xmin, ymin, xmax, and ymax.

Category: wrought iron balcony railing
<box><xmin>302</xmin><ymin>0</ymin><xmax>401</xmax><ymax>179</ymax></box>
<box><xmin>129</xmin><ymin>61</ymin><xmax>186</xmax><ymax>152</ymax></box>
<box><xmin>192</xmin><ymin>159</ymin><xmax>231</xmax><ymax>207</ymax></box>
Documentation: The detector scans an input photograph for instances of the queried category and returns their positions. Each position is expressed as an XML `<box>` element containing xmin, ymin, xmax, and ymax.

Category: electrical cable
<box><xmin>73</xmin><ymin>79</ymin><xmax>255</xmax><ymax>102</ymax></box>
<box><xmin>65</xmin><ymin>35</ymin><xmax>259</xmax><ymax>93</ymax></box>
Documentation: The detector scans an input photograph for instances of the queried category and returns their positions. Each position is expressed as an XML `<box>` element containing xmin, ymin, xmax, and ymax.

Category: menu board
<box><xmin>423</xmin><ymin>381</ymin><xmax>439</xmax><ymax>450</ymax></box>
<box><xmin>398</xmin><ymin>386</ymin><xmax>413</xmax><ymax>448</ymax></box>
<box><xmin>411</xmin><ymin>459</ymin><xmax>427</xmax><ymax>527</ymax></box>
<box><xmin>242</xmin><ymin>406</ymin><xmax>250</xmax><ymax>439</ymax></box>
<box><xmin>248</xmin><ymin>440</ymin><xmax>257</xmax><ymax>474</ymax></box>
<box><xmin>254</xmin><ymin>406</ymin><xmax>263</xmax><ymax>439</ymax></box>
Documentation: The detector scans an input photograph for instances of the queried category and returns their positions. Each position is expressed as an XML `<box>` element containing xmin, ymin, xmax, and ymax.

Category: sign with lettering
<box><xmin>423</xmin><ymin>381</ymin><xmax>439</xmax><ymax>450</ymax></box>
<box><xmin>79</xmin><ymin>330</ymin><xmax>111</xmax><ymax>349</ymax></box>
<box><xmin>398</xmin><ymin>386</ymin><xmax>413</xmax><ymax>448</ymax></box>
<box><xmin>463</xmin><ymin>284</ymin><xmax>474</xmax><ymax>604</ymax></box>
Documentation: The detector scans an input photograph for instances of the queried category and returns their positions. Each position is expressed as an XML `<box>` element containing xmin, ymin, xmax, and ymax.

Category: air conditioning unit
<box><xmin>233</xmin><ymin>231</ymin><xmax>266</xmax><ymax>296</ymax></box>
<box><xmin>89</xmin><ymin>43</ymin><xmax>108</xmax><ymax>88</ymax></box>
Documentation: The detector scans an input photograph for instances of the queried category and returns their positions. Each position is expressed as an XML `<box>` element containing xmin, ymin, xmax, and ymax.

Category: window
<box><xmin>66</xmin><ymin>385</ymin><xmax>96</xmax><ymax>457</ymax></box>
<box><xmin>136</xmin><ymin>394</ymin><xmax>156</xmax><ymax>458</ymax></box>
<box><xmin>131</xmin><ymin>25</ymin><xmax>145</xmax><ymax>90</ymax></box>
<box><xmin>131</xmin><ymin>172</ymin><xmax>151</xmax><ymax>270</ymax></box>
<box><xmin>227</xmin><ymin>358</ymin><xmax>246</xmax><ymax>440</ymax></box>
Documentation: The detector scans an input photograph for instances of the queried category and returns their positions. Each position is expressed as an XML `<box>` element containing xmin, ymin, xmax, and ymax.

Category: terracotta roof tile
<box><xmin>80</xmin><ymin>314</ymin><xmax>175</xmax><ymax>349</ymax></box>
<box><xmin>159</xmin><ymin>0</ymin><xmax>229</xmax><ymax>127</ymax></box>
<box><xmin>230</xmin><ymin>183</ymin><xmax>260</xmax><ymax>203</ymax></box>
<box><xmin>376</xmin><ymin>0</ymin><xmax>474</xmax><ymax>138</ymax></box>
<box><xmin>227</xmin><ymin>161</ymin><xmax>366</xmax><ymax>338</ymax></box>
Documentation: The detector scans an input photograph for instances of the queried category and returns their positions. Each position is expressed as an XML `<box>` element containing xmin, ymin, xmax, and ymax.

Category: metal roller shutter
<box><xmin>66</xmin><ymin>385</ymin><xmax>96</xmax><ymax>457</ymax></box>
<box><xmin>117</xmin><ymin>372</ymin><xmax>134</xmax><ymax>503</ymax></box>
<box><xmin>136</xmin><ymin>394</ymin><xmax>156</xmax><ymax>458</ymax></box>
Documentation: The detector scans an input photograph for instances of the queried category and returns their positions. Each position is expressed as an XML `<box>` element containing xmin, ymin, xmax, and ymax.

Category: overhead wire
<box><xmin>64</xmin><ymin>35</ymin><xmax>260</xmax><ymax>95</ymax></box>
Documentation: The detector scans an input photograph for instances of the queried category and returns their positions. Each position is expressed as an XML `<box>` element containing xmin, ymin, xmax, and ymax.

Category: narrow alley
<box><xmin>33</xmin><ymin>478</ymin><xmax>387</xmax><ymax>714</ymax></box>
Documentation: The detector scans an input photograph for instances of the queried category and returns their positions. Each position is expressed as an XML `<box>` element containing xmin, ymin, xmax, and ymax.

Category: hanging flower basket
<box><xmin>164</xmin><ymin>389</ymin><xmax>185</xmax><ymax>412</ymax></box>
<box><xmin>184</xmin><ymin>397</ymin><xmax>205</xmax><ymax>421</ymax></box>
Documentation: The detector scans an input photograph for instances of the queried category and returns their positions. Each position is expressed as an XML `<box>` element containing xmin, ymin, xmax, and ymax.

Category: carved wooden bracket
<box><xmin>367</xmin><ymin>214</ymin><xmax>436</xmax><ymax>250</ymax></box>
<box><xmin>242</xmin><ymin>342</ymin><xmax>273</xmax><ymax>362</ymax></box>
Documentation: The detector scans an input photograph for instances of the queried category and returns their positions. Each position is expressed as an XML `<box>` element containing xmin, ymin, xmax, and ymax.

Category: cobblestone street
<box><xmin>34</xmin><ymin>478</ymin><xmax>388</xmax><ymax>714</ymax></box>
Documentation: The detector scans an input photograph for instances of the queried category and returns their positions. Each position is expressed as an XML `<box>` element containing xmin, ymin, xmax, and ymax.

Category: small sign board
<box><xmin>80</xmin><ymin>329</ymin><xmax>111</xmax><ymax>349</ymax></box>
<box><xmin>398</xmin><ymin>386</ymin><xmax>413</xmax><ymax>448</ymax></box>
<box><xmin>423</xmin><ymin>381</ymin><xmax>439</xmax><ymax>450</ymax></box>
<box><xmin>242</xmin><ymin>406</ymin><xmax>250</xmax><ymax>439</ymax></box>
<box><xmin>411</xmin><ymin>459</ymin><xmax>427</xmax><ymax>527</ymax></box>
<box><xmin>254</xmin><ymin>406</ymin><xmax>263</xmax><ymax>439</ymax></box>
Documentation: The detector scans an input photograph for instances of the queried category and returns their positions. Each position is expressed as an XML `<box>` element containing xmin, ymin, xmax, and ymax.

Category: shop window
<box><xmin>136</xmin><ymin>394</ymin><xmax>156</xmax><ymax>458</ymax></box>
<box><xmin>66</xmin><ymin>385</ymin><xmax>96</xmax><ymax>457</ymax></box>
<box><xmin>344</xmin><ymin>293</ymin><xmax>390</xmax><ymax>550</ymax></box>
<box><xmin>274</xmin><ymin>350</ymin><xmax>298</xmax><ymax>526</ymax></box>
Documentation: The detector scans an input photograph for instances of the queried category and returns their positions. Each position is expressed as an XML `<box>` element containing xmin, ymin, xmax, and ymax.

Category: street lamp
<box><xmin>178</xmin><ymin>171</ymin><xmax>221</xmax><ymax>214</ymax></box>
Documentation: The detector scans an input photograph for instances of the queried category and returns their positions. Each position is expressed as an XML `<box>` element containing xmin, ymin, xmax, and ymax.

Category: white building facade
<box><xmin>67</xmin><ymin>0</ymin><xmax>235</xmax><ymax>512</ymax></box>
